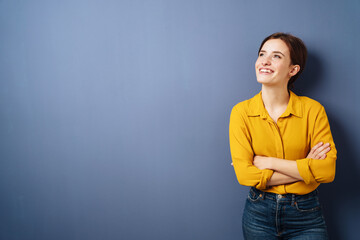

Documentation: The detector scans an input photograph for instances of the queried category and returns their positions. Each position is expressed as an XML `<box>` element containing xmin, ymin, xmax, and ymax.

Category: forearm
<box><xmin>270</xmin><ymin>157</ymin><xmax>303</xmax><ymax>181</ymax></box>
<box><xmin>266</xmin><ymin>171</ymin><xmax>299</xmax><ymax>186</ymax></box>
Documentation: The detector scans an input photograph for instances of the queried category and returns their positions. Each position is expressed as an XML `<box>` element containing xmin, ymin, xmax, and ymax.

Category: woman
<box><xmin>229</xmin><ymin>32</ymin><xmax>336</xmax><ymax>239</ymax></box>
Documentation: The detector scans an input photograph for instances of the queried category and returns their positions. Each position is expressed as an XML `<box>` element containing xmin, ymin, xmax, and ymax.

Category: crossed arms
<box><xmin>252</xmin><ymin>142</ymin><xmax>331</xmax><ymax>186</ymax></box>
<box><xmin>229</xmin><ymin>103</ymin><xmax>337</xmax><ymax>189</ymax></box>
<box><xmin>230</xmin><ymin>142</ymin><xmax>331</xmax><ymax>186</ymax></box>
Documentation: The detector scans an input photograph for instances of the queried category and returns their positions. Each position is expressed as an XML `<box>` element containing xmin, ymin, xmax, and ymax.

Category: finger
<box><xmin>314</xmin><ymin>142</ymin><xmax>324</xmax><ymax>149</ymax></box>
<box><xmin>231</xmin><ymin>162</ymin><xmax>233</xmax><ymax>166</ymax></box>
<box><xmin>317</xmin><ymin>147</ymin><xmax>331</xmax><ymax>158</ymax></box>
<box><xmin>313</xmin><ymin>143</ymin><xmax>330</xmax><ymax>157</ymax></box>
<box><xmin>315</xmin><ymin>143</ymin><xmax>330</xmax><ymax>155</ymax></box>
<box><xmin>310</xmin><ymin>142</ymin><xmax>323</xmax><ymax>155</ymax></box>
<box><xmin>320</xmin><ymin>154</ymin><xmax>327</xmax><ymax>159</ymax></box>
<box><xmin>313</xmin><ymin>142</ymin><xmax>328</xmax><ymax>153</ymax></box>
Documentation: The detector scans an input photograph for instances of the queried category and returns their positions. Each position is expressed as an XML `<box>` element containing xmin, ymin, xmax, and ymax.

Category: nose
<box><xmin>261</xmin><ymin>57</ymin><xmax>271</xmax><ymax>66</ymax></box>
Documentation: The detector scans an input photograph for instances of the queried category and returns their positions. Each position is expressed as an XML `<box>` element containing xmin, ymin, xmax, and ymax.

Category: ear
<box><xmin>289</xmin><ymin>65</ymin><xmax>300</xmax><ymax>77</ymax></box>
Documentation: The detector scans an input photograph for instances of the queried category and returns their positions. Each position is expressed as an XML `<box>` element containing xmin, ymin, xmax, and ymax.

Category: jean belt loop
<box><xmin>291</xmin><ymin>194</ymin><xmax>295</xmax><ymax>206</ymax></box>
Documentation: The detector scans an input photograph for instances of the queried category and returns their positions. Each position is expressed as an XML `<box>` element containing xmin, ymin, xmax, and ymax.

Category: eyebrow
<box><xmin>259</xmin><ymin>50</ymin><xmax>285</xmax><ymax>57</ymax></box>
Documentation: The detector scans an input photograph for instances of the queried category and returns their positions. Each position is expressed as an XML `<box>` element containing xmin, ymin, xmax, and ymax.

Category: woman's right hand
<box><xmin>306</xmin><ymin>142</ymin><xmax>331</xmax><ymax>159</ymax></box>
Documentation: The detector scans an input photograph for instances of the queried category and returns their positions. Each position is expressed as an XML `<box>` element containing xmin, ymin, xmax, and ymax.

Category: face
<box><xmin>255</xmin><ymin>39</ymin><xmax>299</xmax><ymax>87</ymax></box>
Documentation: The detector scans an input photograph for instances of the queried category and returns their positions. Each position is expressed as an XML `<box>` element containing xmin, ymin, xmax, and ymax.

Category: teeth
<box><xmin>260</xmin><ymin>69</ymin><xmax>272</xmax><ymax>73</ymax></box>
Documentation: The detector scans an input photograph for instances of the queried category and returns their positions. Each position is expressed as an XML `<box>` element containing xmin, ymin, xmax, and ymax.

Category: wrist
<box><xmin>269</xmin><ymin>157</ymin><xmax>278</xmax><ymax>170</ymax></box>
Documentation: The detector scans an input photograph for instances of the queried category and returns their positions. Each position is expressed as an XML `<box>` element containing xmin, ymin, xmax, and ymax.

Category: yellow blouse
<box><xmin>229</xmin><ymin>90</ymin><xmax>337</xmax><ymax>195</ymax></box>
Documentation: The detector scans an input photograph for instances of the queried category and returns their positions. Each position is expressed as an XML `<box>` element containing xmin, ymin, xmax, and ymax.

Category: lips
<box><xmin>259</xmin><ymin>68</ymin><xmax>274</xmax><ymax>73</ymax></box>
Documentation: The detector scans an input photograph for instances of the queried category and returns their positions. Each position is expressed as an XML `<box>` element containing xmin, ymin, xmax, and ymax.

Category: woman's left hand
<box><xmin>253</xmin><ymin>155</ymin><xmax>272</xmax><ymax>170</ymax></box>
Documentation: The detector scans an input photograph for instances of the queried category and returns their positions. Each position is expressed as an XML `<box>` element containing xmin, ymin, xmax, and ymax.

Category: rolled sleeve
<box><xmin>258</xmin><ymin>169</ymin><xmax>274</xmax><ymax>190</ymax></box>
<box><xmin>229</xmin><ymin>105</ymin><xmax>274</xmax><ymax>189</ymax></box>
<box><xmin>296</xmin><ymin>158</ymin><xmax>316</xmax><ymax>185</ymax></box>
<box><xmin>296</xmin><ymin>105</ymin><xmax>337</xmax><ymax>184</ymax></box>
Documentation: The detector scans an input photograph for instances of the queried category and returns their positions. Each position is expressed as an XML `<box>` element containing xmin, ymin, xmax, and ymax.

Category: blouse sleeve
<box><xmin>229</xmin><ymin>105</ymin><xmax>274</xmax><ymax>190</ymax></box>
<box><xmin>296</xmin><ymin>105</ymin><xmax>337</xmax><ymax>185</ymax></box>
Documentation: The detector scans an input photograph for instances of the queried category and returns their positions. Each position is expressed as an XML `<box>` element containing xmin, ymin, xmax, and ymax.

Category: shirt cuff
<box><xmin>257</xmin><ymin>169</ymin><xmax>274</xmax><ymax>190</ymax></box>
<box><xmin>296</xmin><ymin>158</ymin><xmax>316</xmax><ymax>185</ymax></box>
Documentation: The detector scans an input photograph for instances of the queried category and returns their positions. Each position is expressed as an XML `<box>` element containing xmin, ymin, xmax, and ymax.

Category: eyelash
<box><xmin>258</xmin><ymin>53</ymin><xmax>281</xmax><ymax>59</ymax></box>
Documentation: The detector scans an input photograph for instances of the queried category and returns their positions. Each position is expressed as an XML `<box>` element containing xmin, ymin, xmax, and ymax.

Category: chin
<box><xmin>256</xmin><ymin>78</ymin><xmax>273</xmax><ymax>85</ymax></box>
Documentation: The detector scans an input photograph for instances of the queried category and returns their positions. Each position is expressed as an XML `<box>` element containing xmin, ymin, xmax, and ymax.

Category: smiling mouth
<box><xmin>259</xmin><ymin>68</ymin><xmax>274</xmax><ymax>73</ymax></box>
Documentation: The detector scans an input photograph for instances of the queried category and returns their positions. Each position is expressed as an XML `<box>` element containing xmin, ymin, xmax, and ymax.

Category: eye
<box><xmin>259</xmin><ymin>53</ymin><xmax>264</xmax><ymax>57</ymax></box>
<box><xmin>273</xmin><ymin>54</ymin><xmax>281</xmax><ymax>59</ymax></box>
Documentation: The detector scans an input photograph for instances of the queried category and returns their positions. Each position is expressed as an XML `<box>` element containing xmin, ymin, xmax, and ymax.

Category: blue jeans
<box><xmin>242</xmin><ymin>187</ymin><xmax>329</xmax><ymax>240</ymax></box>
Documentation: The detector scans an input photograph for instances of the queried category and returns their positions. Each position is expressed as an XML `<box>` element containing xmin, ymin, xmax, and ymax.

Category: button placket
<box><xmin>275</xmin><ymin>120</ymin><xmax>285</xmax><ymax>159</ymax></box>
<box><xmin>269</xmin><ymin>119</ymin><xmax>285</xmax><ymax>159</ymax></box>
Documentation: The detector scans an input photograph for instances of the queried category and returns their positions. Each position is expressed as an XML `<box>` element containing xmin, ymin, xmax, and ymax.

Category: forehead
<box><xmin>261</xmin><ymin>39</ymin><xmax>290</xmax><ymax>54</ymax></box>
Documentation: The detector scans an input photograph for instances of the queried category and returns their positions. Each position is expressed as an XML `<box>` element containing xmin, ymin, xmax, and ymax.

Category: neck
<box><xmin>261</xmin><ymin>85</ymin><xmax>290</xmax><ymax>110</ymax></box>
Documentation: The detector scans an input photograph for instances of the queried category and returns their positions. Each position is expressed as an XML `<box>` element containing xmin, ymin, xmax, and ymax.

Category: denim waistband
<box><xmin>250</xmin><ymin>187</ymin><xmax>319</xmax><ymax>202</ymax></box>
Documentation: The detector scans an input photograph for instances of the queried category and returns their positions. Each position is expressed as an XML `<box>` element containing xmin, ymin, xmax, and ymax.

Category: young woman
<box><xmin>229</xmin><ymin>32</ymin><xmax>336</xmax><ymax>239</ymax></box>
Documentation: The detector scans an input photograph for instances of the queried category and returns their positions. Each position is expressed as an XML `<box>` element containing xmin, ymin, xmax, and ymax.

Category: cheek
<box><xmin>275</xmin><ymin>64</ymin><xmax>289</xmax><ymax>74</ymax></box>
<box><xmin>255</xmin><ymin>60</ymin><xmax>261</xmax><ymax>69</ymax></box>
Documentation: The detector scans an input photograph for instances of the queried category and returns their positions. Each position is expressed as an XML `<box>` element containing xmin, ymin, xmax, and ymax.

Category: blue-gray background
<box><xmin>1</xmin><ymin>0</ymin><xmax>359</xmax><ymax>239</ymax></box>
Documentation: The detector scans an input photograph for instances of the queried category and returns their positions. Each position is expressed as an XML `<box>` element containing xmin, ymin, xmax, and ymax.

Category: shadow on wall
<box><xmin>295</xmin><ymin>53</ymin><xmax>360</xmax><ymax>240</ymax></box>
<box><xmin>295</xmin><ymin>52</ymin><xmax>323</xmax><ymax>96</ymax></box>
<box><xmin>319</xmin><ymin>115</ymin><xmax>360</xmax><ymax>240</ymax></box>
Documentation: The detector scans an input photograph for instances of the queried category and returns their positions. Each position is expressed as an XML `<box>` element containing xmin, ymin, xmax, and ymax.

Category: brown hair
<box><xmin>258</xmin><ymin>32</ymin><xmax>308</xmax><ymax>90</ymax></box>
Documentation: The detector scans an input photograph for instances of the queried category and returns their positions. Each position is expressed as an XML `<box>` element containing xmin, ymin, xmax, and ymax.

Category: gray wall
<box><xmin>1</xmin><ymin>0</ymin><xmax>359</xmax><ymax>239</ymax></box>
